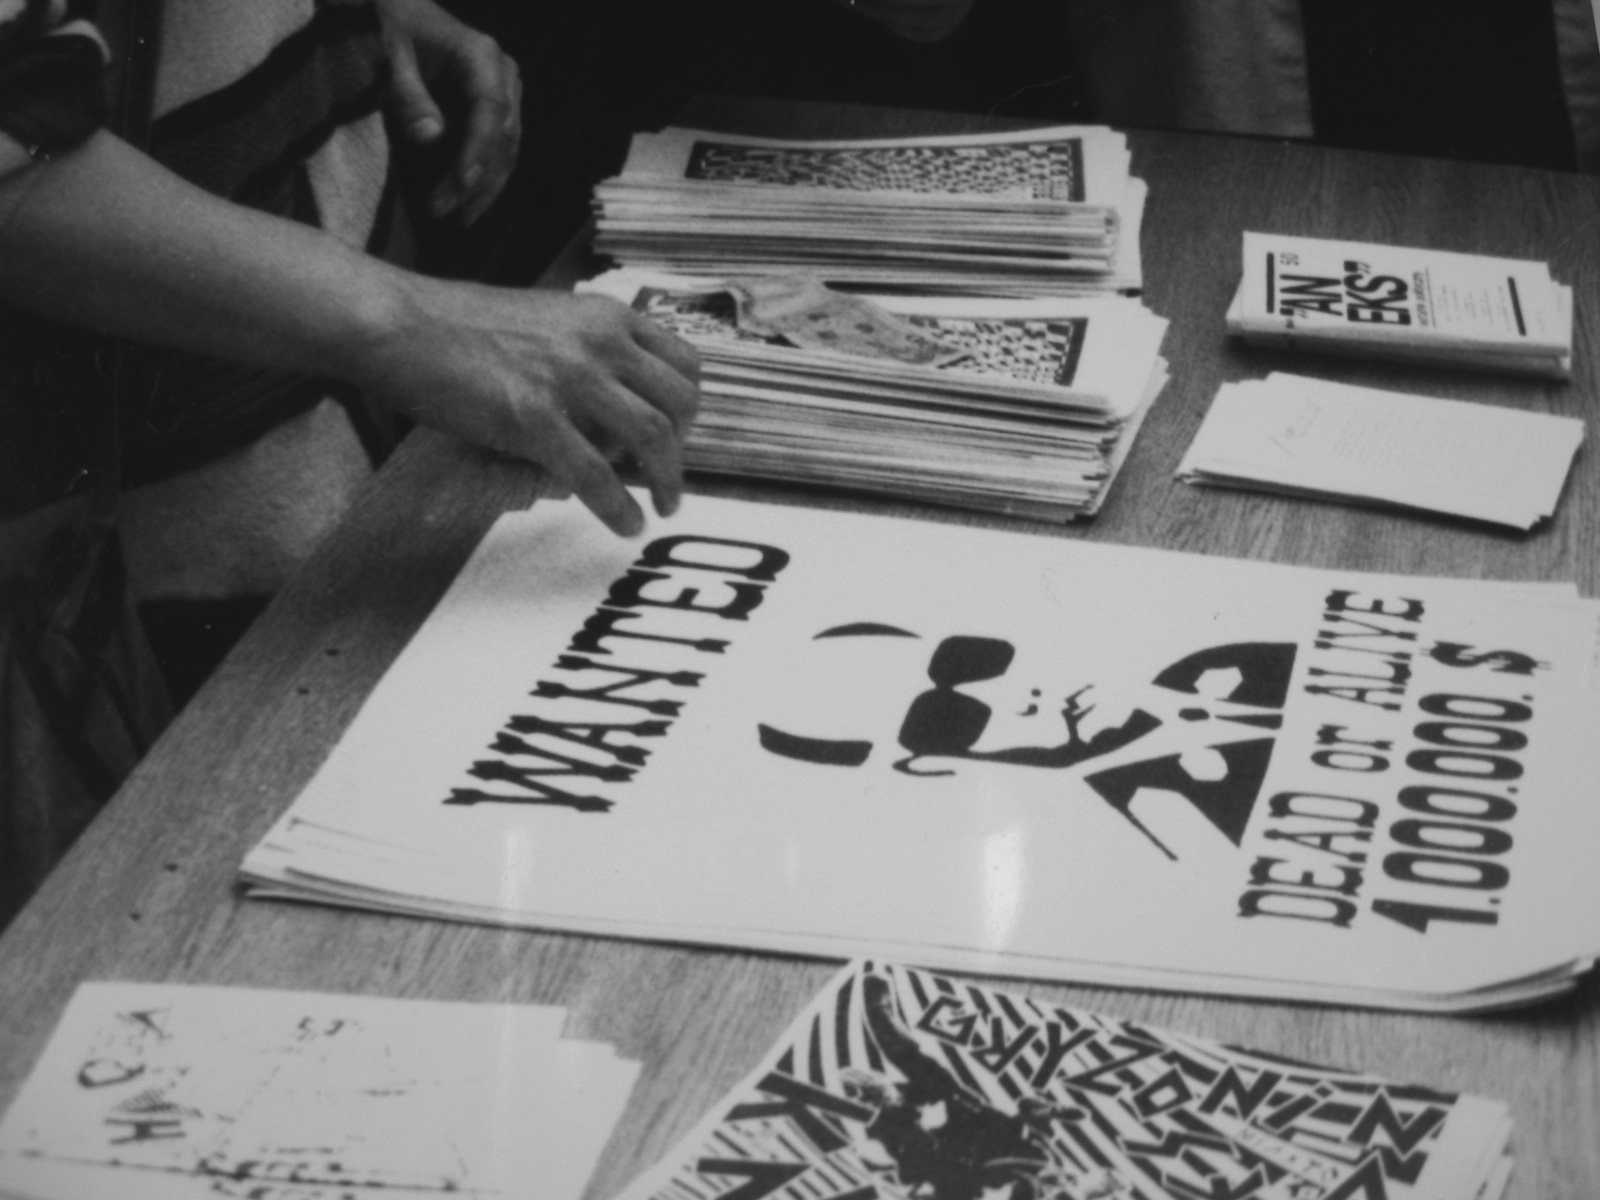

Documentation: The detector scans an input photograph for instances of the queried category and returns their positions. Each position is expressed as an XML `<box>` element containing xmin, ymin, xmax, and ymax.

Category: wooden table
<box><xmin>2</xmin><ymin>98</ymin><xmax>1597</xmax><ymax>1198</ymax></box>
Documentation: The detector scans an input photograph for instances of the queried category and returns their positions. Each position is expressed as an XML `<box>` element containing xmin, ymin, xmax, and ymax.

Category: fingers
<box><xmin>431</xmin><ymin>36</ymin><xmax>522</xmax><ymax>223</ymax></box>
<box><xmin>386</xmin><ymin>32</ymin><xmax>445</xmax><ymax>145</ymax></box>
<box><xmin>626</xmin><ymin>323</ymin><xmax>702</xmax><ymax>436</ymax></box>
<box><xmin>526</xmin><ymin>405</ymin><xmax>649</xmax><ymax>537</ymax></box>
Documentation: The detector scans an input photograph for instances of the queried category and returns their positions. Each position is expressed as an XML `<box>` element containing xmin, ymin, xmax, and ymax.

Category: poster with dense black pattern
<box><xmin>243</xmin><ymin>495</ymin><xmax>1600</xmax><ymax>1012</ymax></box>
<box><xmin>615</xmin><ymin>962</ymin><xmax>1512</xmax><ymax>1200</ymax></box>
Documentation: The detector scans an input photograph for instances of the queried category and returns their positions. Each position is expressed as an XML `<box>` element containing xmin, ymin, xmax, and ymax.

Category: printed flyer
<box><xmin>613</xmin><ymin>961</ymin><xmax>1513</xmax><ymax>1200</ymax></box>
<box><xmin>243</xmin><ymin>495</ymin><xmax>1600</xmax><ymax>1011</ymax></box>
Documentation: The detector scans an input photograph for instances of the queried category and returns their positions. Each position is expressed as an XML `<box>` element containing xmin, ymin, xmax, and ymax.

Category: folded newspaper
<box><xmin>1225</xmin><ymin>233</ymin><xmax>1573</xmax><ymax>378</ymax></box>
<box><xmin>242</xmin><ymin>493</ymin><xmax>1600</xmax><ymax>1014</ymax></box>
<box><xmin>613</xmin><ymin>961</ymin><xmax>1515</xmax><ymax>1200</ymax></box>
<box><xmin>580</xmin><ymin>269</ymin><xmax>1169</xmax><ymax>521</ymax></box>
<box><xmin>593</xmin><ymin>125</ymin><xmax>1146</xmax><ymax>297</ymax></box>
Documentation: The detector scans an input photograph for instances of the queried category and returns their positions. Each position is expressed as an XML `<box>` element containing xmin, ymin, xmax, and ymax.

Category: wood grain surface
<box><xmin>1</xmin><ymin>99</ymin><xmax>1596</xmax><ymax>1199</ymax></box>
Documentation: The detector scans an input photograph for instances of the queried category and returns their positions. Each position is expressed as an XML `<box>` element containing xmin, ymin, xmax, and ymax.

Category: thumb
<box><xmin>388</xmin><ymin>34</ymin><xmax>444</xmax><ymax>144</ymax></box>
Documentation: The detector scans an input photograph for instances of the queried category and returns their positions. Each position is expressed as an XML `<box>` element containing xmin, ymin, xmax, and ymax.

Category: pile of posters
<box><xmin>614</xmin><ymin>961</ymin><xmax>1515</xmax><ymax>1200</ymax></box>
<box><xmin>593</xmin><ymin>125</ymin><xmax>1145</xmax><ymax>297</ymax></box>
<box><xmin>1226</xmin><ymin>233</ymin><xmax>1573</xmax><ymax>378</ymax></box>
<box><xmin>1177</xmin><ymin>373</ymin><xmax>1585</xmax><ymax>529</ymax></box>
<box><xmin>580</xmin><ymin>269</ymin><xmax>1169</xmax><ymax>521</ymax></box>
<box><xmin>241</xmin><ymin>493</ymin><xmax>1600</xmax><ymax>1014</ymax></box>
<box><xmin>0</xmin><ymin>983</ymin><xmax>637</xmax><ymax>1200</ymax></box>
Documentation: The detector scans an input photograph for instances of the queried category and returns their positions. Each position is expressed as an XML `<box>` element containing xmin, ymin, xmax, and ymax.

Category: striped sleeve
<box><xmin>0</xmin><ymin>0</ymin><xmax>111</xmax><ymax>158</ymax></box>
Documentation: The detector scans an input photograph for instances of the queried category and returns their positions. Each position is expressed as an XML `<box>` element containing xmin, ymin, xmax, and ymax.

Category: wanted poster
<box><xmin>615</xmin><ymin>961</ymin><xmax>1512</xmax><ymax>1200</ymax></box>
<box><xmin>243</xmin><ymin>495</ymin><xmax>1600</xmax><ymax>1012</ymax></box>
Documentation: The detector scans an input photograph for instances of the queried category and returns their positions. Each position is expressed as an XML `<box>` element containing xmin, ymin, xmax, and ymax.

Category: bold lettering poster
<box><xmin>244</xmin><ymin>495</ymin><xmax>1600</xmax><ymax>1011</ymax></box>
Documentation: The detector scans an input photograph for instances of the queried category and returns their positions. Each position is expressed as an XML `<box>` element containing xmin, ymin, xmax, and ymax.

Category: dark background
<box><xmin>427</xmin><ymin>0</ymin><xmax>1579</xmax><ymax>283</ymax></box>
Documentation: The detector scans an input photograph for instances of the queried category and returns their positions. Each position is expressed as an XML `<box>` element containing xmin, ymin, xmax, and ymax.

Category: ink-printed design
<box><xmin>625</xmin><ymin>962</ymin><xmax>1505</xmax><ymax>1200</ymax></box>
<box><xmin>902</xmin><ymin>317</ymin><xmax>1088</xmax><ymax>387</ymax></box>
<box><xmin>759</xmin><ymin>634</ymin><xmax>1294</xmax><ymax>861</ymax></box>
<box><xmin>0</xmin><ymin>984</ymin><xmax>632</xmax><ymax>1200</ymax></box>
<box><xmin>634</xmin><ymin>288</ymin><xmax>1089</xmax><ymax>387</ymax></box>
<box><xmin>684</xmin><ymin>140</ymin><xmax>1086</xmax><ymax>202</ymax></box>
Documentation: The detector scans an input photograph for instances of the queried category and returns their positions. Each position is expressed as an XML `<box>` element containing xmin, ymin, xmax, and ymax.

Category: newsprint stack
<box><xmin>580</xmin><ymin>270</ymin><xmax>1166</xmax><ymax>521</ymax></box>
<box><xmin>588</xmin><ymin>124</ymin><xmax>1165</xmax><ymax>520</ymax></box>
<box><xmin>594</xmin><ymin>125</ymin><xmax>1146</xmax><ymax>296</ymax></box>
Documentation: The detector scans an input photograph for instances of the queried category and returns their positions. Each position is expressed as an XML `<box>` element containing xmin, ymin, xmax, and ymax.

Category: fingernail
<box><xmin>461</xmin><ymin>163</ymin><xmax>484</xmax><ymax>189</ymax></box>
<box><xmin>410</xmin><ymin>117</ymin><xmax>442</xmax><ymax>142</ymax></box>
<box><xmin>431</xmin><ymin>191</ymin><xmax>455</xmax><ymax>216</ymax></box>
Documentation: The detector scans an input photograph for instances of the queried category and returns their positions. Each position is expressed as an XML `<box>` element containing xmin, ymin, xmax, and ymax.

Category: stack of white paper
<box><xmin>593</xmin><ymin>125</ymin><xmax>1146</xmax><ymax>297</ymax></box>
<box><xmin>1226</xmin><ymin>233</ymin><xmax>1574</xmax><ymax>378</ymax></box>
<box><xmin>616</xmin><ymin>961</ymin><xmax>1516</xmax><ymax>1200</ymax></box>
<box><xmin>242</xmin><ymin>494</ymin><xmax>1600</xmax><ymax>1014</ymax></box>
<box><xmin>1177</xmin><ymin>373</ymin><xmax>1585</xmax><ymax>529</ymax></box>
<box><xmin>0</xmin><ymin>984</ymin><xmax>638</xmax><ymax>1200</ymax></box>
<box><xmin>580</xmin><ymin>269</ymin><xmax>1169</xmax><ymax>521</ymax></box>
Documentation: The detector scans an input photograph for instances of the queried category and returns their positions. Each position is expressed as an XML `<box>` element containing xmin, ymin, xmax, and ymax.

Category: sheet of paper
<box><xmin>1177</xmin><ymin>373</ymin><xmax>1585</xmax><ymax>529</ymax></box>
<box><xmin>0</xmin><ymin>984</ymin><xmax>636</xmax><ymax>1200</ymax></box>
<box><xmin>242</xmin><ymin>493</ymin><xmax>1600</xmax><ymax>1011</ymax></box>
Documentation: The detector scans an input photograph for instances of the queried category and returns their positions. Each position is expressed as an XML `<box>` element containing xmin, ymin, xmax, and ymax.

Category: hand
<box><xmin>355</xmin><ymin>282</ymin><xmax>701</xmax><ymax>536</ymax></box>
<box><xmin>837</xmin><ymin>0</ymin><xmax>979</xmax><ymax>43</ymax></box>
<box><xmin>373</xmin><ymin>0</ymin><xmax>522</xmax><ymax>224</ymax></box>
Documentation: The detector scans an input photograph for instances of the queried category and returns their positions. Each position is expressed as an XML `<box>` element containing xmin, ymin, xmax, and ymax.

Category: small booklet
<box><xmin>1225</xmin><ymin>233</ymin><xmax>1573</xmax><ymax>378</ymax></box>
<box><xmin>1177</xmin><ymin>372</ymin><xmax>1585</xmax><ymax>529</ymax></box>
<box><xmin>0</xmin><ymin>983</ymin><xmax>639</xmax><ymax>1200</ymax></box>
<box><xmin>614</xmin><ymin>960</ymin><xmax>1514</xmax><ymax>1200</ymax></box>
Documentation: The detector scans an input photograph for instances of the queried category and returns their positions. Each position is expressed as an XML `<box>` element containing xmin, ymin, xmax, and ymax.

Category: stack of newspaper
<box><xmin>618</xmin><ymin>961</ymin><xmax>1516</xmax><ymax>1200</ymax></box>
<box><xmin>0</xmin><ymin>983</ymin><xmax>638</xmax><ymax>1200</ymax></box>
<box><xmin>593</xmin><ymin>125</ymin><xmax>1145</xmax><ymax>297</ymax></box>
<box><xmin>1226</xmin><ymin>232</ymin><xmax>1574</xmax><ymax>378</ymax></box>
<box><xmin>241</xmin><ymin>494</ymin><xmax>1600</xmax><ymax>1016</ymax></box>
<box><xmin>581</xmin><ymin>269</ymin><xmax>1168</xmax><ymax>521</ymax></box>
<box><xmin>1178</xmin><ymin>372</ymin><xmax>1586</xmax><ymax>529</ymax></box>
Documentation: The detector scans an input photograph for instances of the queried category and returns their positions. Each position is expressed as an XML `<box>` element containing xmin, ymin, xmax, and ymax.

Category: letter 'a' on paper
<box><xmin>1225</xmin><ymin>232</ymin><xmax>1574</xmax><ymax>379</ymax></box>
<box><xmin>1176</xmin><ymin>373</ymin><xmax>1585</xmax><ymax>530</ymax></box>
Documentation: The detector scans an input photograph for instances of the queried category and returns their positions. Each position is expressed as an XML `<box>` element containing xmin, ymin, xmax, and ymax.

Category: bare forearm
<box><xmin>0</xmin><ymin>129</ymin><xmax>407</xmax><ymax>383</ymax></box>
<box><xmin>0</xmin><ymin>128</ymin><xmax>701</xmax><ymax>537</ymax></box>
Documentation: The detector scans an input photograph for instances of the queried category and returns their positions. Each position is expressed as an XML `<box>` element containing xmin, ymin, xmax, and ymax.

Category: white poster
<box><xmin>0</xmin><ymin>984</ymin><xmax>636</xmax><ymax>1200</ymax></box>
<box><xmin>245</xmin><ymin>495</ymin><xmax>1600</xmax><ymax>1010</ymax></box>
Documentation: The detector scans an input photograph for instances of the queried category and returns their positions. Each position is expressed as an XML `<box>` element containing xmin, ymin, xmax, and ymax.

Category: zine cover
<box><xmin>243</xmin><ymin>494</ymin><xmax>1600</xmax><ymax>1009</ymax></box>
<box><xmin>618</xmin><ymin>126</ymin><xmax>1130</xmax><ymax>207</ymax></box>
<box><xmin>615</xmin><ymin>961</ymin><xmax>1511</xmax><ymax>1200</ymax></box>
<box><xmin>1228</xmin><ymin>234</ymin><xmax>1570</xmax><ymax>357</ymax></box>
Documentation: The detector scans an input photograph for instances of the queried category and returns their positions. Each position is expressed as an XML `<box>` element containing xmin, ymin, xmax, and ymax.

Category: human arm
<box><xmin>0</xmin><ymin>129</ymin><xmax>698</xmax><ymax>535</ymax></box>
<box><xmin>370</xmin><ymin>0</ymin><xmax>523</xmax><ymax>224</ymax></box>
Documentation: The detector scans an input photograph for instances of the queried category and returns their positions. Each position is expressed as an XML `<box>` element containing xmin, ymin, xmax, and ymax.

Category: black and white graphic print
<box><xmin>630</xmin><ymin>962</ymin><xmax>1493</xmax><ymax>1200</ymax></box>
<box><xmin>684</xmin><ymin>140</ymin><xmax>1087</xmax><ymax>202</ymax></box>
<box><xmin>634</xmin><ymin>288</ymin><xmax>1089</xmax><ymax>387</ymax></box>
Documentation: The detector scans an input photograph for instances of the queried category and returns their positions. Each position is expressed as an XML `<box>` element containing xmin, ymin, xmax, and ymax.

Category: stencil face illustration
<box><xmin>758</xmin><ymin>625</ymin><xmax>1297</xmax><ymax>860</ymax></box>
